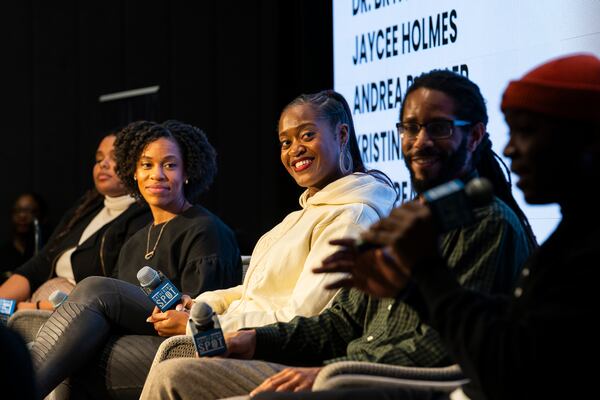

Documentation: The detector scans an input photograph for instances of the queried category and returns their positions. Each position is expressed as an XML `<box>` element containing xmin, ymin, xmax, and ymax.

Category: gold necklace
<box><xmin>145</xmin><ymin>220</ymin><xmax>171</xmax><ymax>260</ymax></box>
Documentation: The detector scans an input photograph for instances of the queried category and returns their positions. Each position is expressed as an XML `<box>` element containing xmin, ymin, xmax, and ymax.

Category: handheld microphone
<box><xmin>137</xmin><ymin>266</ymin><xmax>182</xmax><ymax>311</ymax></box>
<box><xmin>355</xmin><ymin>177</ymin><xmax>493</xmax><ymax>251</ymax></box>
<box><xmin>424</xmin><ymin>177</ymin><xmax>493</xmax><ymax>232</ymax></box>
<box><xmin>188</xmin><ymin>301</ymin><xmax>227</xmax><ymax>357</ymax></box>
<box><xmin>0</xmin><ymin>298</ymin><xmax>17</xmax><ymax>325</ymax></box>
<box><xmin>48</xmin><ymin>290</ymin><xmax>68</xmax><ymax>309</ymax></box>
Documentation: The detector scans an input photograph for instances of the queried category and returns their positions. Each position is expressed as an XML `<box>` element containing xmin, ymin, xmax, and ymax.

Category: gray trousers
<box><xmin>30</xmin><ymin>276</ymin><xmax>162</xmax><ymax>399</ymax></box>
<box><xmin>140</xmin><ymin>358</ymin><xmax>289</xmax><ymax>400</ymax></box>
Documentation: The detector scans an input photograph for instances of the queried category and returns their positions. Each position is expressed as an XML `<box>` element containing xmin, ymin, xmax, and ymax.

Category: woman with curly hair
<box><xmin>29</xmin><ymin>120</ymin><xmax>242</xmax><ymax>399</ymax></box>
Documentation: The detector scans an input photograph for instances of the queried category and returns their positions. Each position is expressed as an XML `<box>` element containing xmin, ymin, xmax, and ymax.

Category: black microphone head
<box><xmin>465</xmin><ymin>177</ymin><xmax>494</xmax><ymax>207</ymax></box>
<box><xmin>48</xmin><ymin>290</ymin><xmax>68</xmax><ymax>308</ymax></box>
<box><xmin>190</xmin><ymin>301</ymin><xmax>214</xmax><ymax>326</ymax></box>
<box><xmin>137</xmin><ymin>266</ymin><xmax>161</xmax><ymax>289</ymax></box>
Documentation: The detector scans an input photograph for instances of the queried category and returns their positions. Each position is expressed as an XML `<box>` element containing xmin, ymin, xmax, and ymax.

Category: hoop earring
<box><xmin>339</xmin><ymin>145</ymin><xmax>353</xmax><ymax>175</ymax></box>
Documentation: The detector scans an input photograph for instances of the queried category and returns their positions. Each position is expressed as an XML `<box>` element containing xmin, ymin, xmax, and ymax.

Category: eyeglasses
<box><xmin>396</xmin><ymin>119</ymin><xmax>472</xmax><ymax>140</ymax></box>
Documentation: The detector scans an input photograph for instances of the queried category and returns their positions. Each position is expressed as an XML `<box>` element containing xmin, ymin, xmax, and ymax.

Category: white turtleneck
<box><xmin>55</xmin><ymin>194</ymin><xmax>136</xmax><ymax>284</ymax></box>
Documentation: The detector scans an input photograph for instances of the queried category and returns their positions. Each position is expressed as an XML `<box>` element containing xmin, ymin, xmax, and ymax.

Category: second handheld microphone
<box><xmin>188</xmin><ymin>301</ymin><xmax>227</xmax><ymax>357</ymax></box>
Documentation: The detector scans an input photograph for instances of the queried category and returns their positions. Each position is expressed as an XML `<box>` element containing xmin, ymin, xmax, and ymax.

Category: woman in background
<box><xmin>0</xmin><ymin>192</ymin><xmax>48</xmax><ymax>283</ymax></box>
<box><xmin>0</xmin><ymin>133</ymin><xmax>151</xmax><ymax>308</ymax></box>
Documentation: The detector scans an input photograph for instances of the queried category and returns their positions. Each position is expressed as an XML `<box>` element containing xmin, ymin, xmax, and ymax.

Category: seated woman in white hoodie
<box><xmin>148</xmin><ymin>90</ymin><xmax>397</xmax><ymax>337</ymax></box>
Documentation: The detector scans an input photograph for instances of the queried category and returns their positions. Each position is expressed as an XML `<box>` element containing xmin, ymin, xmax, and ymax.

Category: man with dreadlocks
<box><xmin>140</xmin><ymin>71</ymin><xmax>535</xmax><ymax>400</ymax></box>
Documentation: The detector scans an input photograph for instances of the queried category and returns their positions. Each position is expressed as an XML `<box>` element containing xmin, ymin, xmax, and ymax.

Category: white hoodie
<box><xmin>194</xmin><ymin>173</ymin><xmax>396</xmax><ymax>333</ymax></box>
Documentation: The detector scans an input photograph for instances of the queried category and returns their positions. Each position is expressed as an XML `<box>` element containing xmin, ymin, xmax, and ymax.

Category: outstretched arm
<box><xmin>0</xmin><ymin>274</ymin><xmax>32</xmax><ymax>302</ymax></box>
<box><xmin>314</xmin><ymin>202</ymin><xmax>435</xmax><ymax>298</ymax></box>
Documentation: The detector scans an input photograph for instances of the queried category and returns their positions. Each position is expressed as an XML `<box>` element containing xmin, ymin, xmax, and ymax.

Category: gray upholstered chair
<box><xmin>150</xmin><ymin>334</ymin><xmax>195</xmax><ymax>369</ymax></box>
<box><xmin>241</xmin><ymin>255</ymin><xmax>251</xmax><ymax>278</ymax></box>
<box><xmin>312</xmin><ymin>361</ymin><xmax>468</xmax><ymax>392</ymax></box>
<box><xmin>7</xmin><ymin>309</ymin><xmax>53</xmax><ymax>343</ymax></box>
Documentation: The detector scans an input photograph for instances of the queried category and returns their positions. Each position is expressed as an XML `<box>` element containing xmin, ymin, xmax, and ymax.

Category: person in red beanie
<box><xmin>305</xmin><ymin>53</ymin><xmax>600</xmax><ymax>400</ymax></box>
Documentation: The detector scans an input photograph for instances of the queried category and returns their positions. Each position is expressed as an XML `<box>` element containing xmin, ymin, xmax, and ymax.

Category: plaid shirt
<box><xmin>254</xmin><ymin>197</ymin><xmax>533</xmax><ymax>367</ymax></box>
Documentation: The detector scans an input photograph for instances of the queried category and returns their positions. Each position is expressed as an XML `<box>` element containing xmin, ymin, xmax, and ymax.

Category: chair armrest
<box><xmin>241</xmin><ymin>255</ymin><xmax>251</xmax><ymax>280</ymax></box>
<box><xmin>7</xmin><ymin>309</ymin><xmax>53</xmax><ymax>343</ymax></box>
<box><xmin>150</xmin><ymin>335</ymin><xmax>195</xmax><ymax>369</ymax></box>
<box><xmin>313</xmin><ymin>361</ymin><xmax>468</xmax><ymax>391</ymax></box>
<box><xmin>316</xmin><ymin>374</ymin><xmax>468</xmax><ymax>392</ymax></box>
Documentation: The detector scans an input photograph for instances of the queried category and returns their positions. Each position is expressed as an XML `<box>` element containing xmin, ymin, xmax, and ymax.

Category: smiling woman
<box><xmin>189</xmin><ymin>91</ymin><xmax>397</xmax><ymax>336</ymax></box>
<box><xmin>278</xmin><ymin>90</ymin><xmax>370</xmax><ymax>195</ymax></box>
<box><xmin>279</xmin><ymin>104</ymin><xmax>347</xmax><ymax>197</ymax></box>
<box><xmin>135</xmin><ymin>137</ymin><xmax>187</xmax><ymax>220</ymax></box>
<box><xmin>29</xmin><ymin>120</ymin><xmax>242</xmax><ymax>399</ymax></box>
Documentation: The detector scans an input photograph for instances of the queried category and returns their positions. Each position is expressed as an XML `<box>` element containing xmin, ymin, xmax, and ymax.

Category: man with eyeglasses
<box><xmin>397</xmin><ymin>118</ymin><xmax>470</xmax><ymax>189</ymax></box>
<box><xmin>141</xmin><ymin>71</ymin><xmax>536</xmax><ymax>400</ymax></box>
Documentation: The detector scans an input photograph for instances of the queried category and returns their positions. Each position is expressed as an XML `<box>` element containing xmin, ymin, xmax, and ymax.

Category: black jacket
<box><xmin>15</xmin><ymin>195</ymin><xmax>151</xmax><ymax>292</ymax></box>
<box><xmin>412</xmin><ymin>210</ymin><xmax>596</xmax><ymax>400</ymax></box>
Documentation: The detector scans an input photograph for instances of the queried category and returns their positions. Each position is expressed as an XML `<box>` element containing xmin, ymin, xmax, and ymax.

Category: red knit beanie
<box><xmin>501</xmin><ymin>53</ymin><xmax>600</xmax><ymax>122</ymax></box>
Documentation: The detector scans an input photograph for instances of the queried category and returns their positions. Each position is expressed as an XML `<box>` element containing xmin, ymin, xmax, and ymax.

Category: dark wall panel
<box><xmin>0</xmin><ymin>2</ymin><xmax>34</xmax><ymax>237</ymax></box>
<box><xmin>30</xmin><ymin>1</ymin><xmax>82</xmax><ymax>223</ymax></box>
<box><xmin>0</xmin><ymin>0</ymin><xmax>333</xmax><ymax>254</ymax></box>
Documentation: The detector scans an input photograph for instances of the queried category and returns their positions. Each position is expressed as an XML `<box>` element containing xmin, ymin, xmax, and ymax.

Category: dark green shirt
<box><xmin>254</xmin><ymin>197</ymin><xmax>533</xmax><ymax>367</ymax></box>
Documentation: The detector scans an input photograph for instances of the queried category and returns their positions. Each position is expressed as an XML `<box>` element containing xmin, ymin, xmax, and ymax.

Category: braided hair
<box><xmin>403</xmin><ymin>70</ymin><xmax>537</xmax><ymax>247</ymax></box>
<box><xmin>282</xmin><ymin>90</ymin><xmax>396</xmax><ymax>197</ymax></box>
<box><xmin>282</xmin><ymin>90</ymin><xmax>365</xmax><ymax>173</ymax></box>
<box><xmin>114</xmin><ymin>120</ymin><xmax>217</xmax><ymax>204</ymax></box>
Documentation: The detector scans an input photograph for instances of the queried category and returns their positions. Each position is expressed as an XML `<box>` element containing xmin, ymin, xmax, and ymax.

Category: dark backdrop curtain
<box><xmin>0</xmin><ymin>0</ymin><xmax>333</xmax><ymax>253</ymax></box>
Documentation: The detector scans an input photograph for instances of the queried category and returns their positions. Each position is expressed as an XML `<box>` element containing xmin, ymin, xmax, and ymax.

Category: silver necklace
<box><xmin>145</xmin><ymin>220</ymin><xmax>171</xmax><ymax>260</ymax></box>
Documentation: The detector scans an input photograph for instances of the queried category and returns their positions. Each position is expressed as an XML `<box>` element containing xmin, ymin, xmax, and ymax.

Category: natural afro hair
<box><xmin>114</xmin><ymin>120</ymin><xmax>217</xmax><ymax>203</ymax></box>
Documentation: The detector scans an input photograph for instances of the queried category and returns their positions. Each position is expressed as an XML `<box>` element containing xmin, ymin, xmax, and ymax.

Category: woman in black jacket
<box><xmin>0</xmin><ymin>133</ymin><xmax>151</xmax><ymax>310</ymax></box>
